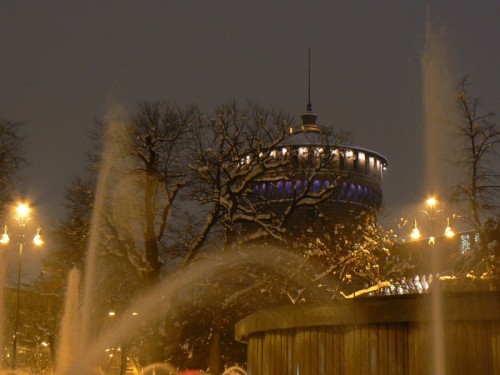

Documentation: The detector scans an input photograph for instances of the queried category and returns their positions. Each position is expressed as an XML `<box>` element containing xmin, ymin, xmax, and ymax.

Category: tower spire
<box><xmin>307</xmin><ymin>48</ymin><xmax>312</xmax><ymax>112</ymax></box>
<box><xmin>299</xmin><ymin>48</ymin><xmax>319</xmax><ymax>132</ymax></box>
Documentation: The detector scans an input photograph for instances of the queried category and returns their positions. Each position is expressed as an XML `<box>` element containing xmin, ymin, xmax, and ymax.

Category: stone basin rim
<box><xmin>235</xmin><ymin>291</ymin><xmax>500</xmax><ymax>342</ymax></box>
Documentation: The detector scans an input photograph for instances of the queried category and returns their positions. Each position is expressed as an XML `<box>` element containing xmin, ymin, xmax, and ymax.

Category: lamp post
<box><xmin>0</xmin><ymin>202</ymin><xmax>43</xmax><ymax>369</ymax></box>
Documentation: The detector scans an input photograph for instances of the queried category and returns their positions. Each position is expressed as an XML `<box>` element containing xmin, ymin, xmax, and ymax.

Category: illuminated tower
<box><xmin>248</xmin><ymin>50</ymin><xmax>387</xmax><ymax>241</ymax></box>
<box><xmin>250</xmin><ymin>105</ymin><xmax>387</xmax><ymax>238</ymax></box>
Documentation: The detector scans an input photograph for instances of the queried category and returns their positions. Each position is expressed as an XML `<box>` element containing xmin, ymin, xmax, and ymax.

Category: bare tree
<box><xmin>125</xmin><ymin>102</ymin><xmax>196</xmax><ymax>285</ymax></box>
<box><xmin>451</xmin><ymin>77</ymin><xmax>500</xmax><ymax>252</ymax></box>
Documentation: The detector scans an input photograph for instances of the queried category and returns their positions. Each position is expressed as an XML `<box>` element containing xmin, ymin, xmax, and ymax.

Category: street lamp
<box><xmin>1</xmin><ymin>202</ymin><xmax>44</xmax><ymax>369</ymax></box>
<box><xmin>410</xmin><ymin>196</ymin><xmax>455</xmax><ymax>245</ymax></box>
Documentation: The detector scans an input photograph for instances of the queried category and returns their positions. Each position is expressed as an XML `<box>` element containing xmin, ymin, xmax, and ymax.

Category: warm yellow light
<box><xmin>410</xmin><ymin>220</ymin><xmax>421</xmax><ymax>240</ymax></box>
<box><xmin>16</xmin><ymin>203</ymin><xmax>30</xmax><ymax>220</ymax></box>
<box><xmin>444</xmin><ymin>218</ymin><xmax>455</xmax><ymax>238</ymax></box>
<box><xmin>428</xmin><ymin>236</ymin><xmax>436</xmax><ymax>245</ymax></box>
<box><xmin>444</xmin><ymin>226</ymin><xmax>454</xmax><ymax>238</ymax></box>
<box><xmin>426</xmin><ymin>197</ymin><xmax>436</xmax><ymax>208</ymax></box>
<box><xmin>108</xmin><ymin>311</ymin><xmax>116</xmax><ymax>317</ymax></box>
<box><xmin>0</xmin><ymin>226</ymin><xmax>9</xmax><ymax>245</ymax></box>
<box><xmin>0</xmin><ymin>233</ymin><xmax>9</xmax><ymax>244</ymax></box>
<box><xmin>33</xmin><ymin>227</ymin><xmax>43</xmax><ymax>246</ymax></box>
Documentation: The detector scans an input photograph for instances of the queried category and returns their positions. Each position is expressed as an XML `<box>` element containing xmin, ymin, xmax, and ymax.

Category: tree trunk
<box><xmin>208</xmin><ymin>308</ymin><xmax>223</xmax><ymax>375</ymax></box>
<box><xmin>145</xmin><ymin>168</ymin><xmax>161</xmax><ymax>287</ymax></box>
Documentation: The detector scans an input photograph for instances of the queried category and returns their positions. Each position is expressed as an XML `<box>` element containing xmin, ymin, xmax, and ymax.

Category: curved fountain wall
<box><xmin>235</xmin><ymin>292</ymin><xmax>500</xmax><ymax>375</ymax></box>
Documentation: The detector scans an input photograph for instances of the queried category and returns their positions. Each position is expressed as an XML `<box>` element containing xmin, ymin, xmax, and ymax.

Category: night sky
<box><xmin>1</xmin><ymin>1</ymin><xmax>499</xmax><ymax>228</ymax></box>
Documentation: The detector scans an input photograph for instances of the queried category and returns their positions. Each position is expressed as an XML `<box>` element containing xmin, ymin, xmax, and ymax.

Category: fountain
<box><xmin>1</xmin><ymin>7</ymin><xmax>497</xmax><ymax>375</ymax></box>
<box><xmin>234</xmin><ymin>7</ymin><xmax>500</xmax><ymax>375</ymax></box>
<box><xmin>0</xmin><ymin>103</ymin><xmax>249</xmax><ymax>375</ymax></box>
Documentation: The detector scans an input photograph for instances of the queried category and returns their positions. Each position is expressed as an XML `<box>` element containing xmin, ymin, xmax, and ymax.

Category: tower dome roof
<box><xmin>284</xmin><ymin>109</ymin><xmax>324</xmax><ymax>146</ymax></box>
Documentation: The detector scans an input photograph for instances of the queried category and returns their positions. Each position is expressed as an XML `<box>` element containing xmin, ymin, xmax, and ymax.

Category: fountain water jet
<box><xmin>80</xmin><ymin>105</ymin><xmax>130</xmax><ymax>353</ymax></box>
<box><xmin>64</xmin><ymin>248</ymin><xmax>307</xmax><ymax>374</ymax></box>
<box><xmin>421</xmin><ymin>9</ymin><xmax>459</xmax><ymax>375</ymax></box>
<box><xmin>55</xmin><ymin>268</ymin><xmax>81</xmax><ymax>374</ymax></box>
<box><xmin>421</xmin><ymin>9</ymin><xmax>459</xmax><ymax>197</ymax></box>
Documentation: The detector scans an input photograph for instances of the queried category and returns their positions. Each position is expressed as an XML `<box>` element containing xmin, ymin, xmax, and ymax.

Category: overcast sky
<box><xmin>1</xmin><ymin>1</ymin><xmax>499</xmax><ymax>228</ymax></box>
